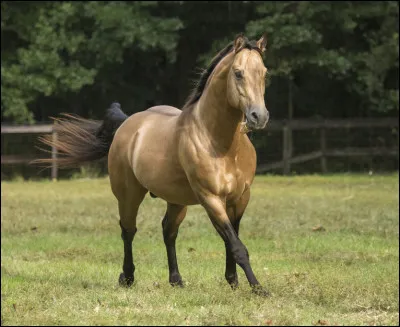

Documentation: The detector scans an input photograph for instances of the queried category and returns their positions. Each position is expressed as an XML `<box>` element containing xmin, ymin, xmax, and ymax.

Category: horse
<box><xmin>35</xmin><ymin>33</ymin><xmax>270</xmax><ymax>296</ymax></box>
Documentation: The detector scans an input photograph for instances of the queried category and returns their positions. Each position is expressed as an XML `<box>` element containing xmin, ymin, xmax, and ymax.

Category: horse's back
<box><xmin>112</xmin><ymin>105</ymin><xmax>182</xmax><ymax>146</ymax></box>
<box><xmin>146</xmin><ymin>105</ymin><xmax>182</xmax><ymax>117</ymax></box>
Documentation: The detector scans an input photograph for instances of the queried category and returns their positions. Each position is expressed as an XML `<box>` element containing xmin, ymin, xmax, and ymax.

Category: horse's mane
<box><xmin>182</xmin><ymin>36</ymin><xmax>262</xmax><ymax>110</ymax></box>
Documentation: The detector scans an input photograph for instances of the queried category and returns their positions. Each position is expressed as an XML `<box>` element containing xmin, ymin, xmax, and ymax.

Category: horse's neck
<box><xmin>192</xmin><ymin>79</ymin><xmax>243</xmax><ymax>154</ymax></box>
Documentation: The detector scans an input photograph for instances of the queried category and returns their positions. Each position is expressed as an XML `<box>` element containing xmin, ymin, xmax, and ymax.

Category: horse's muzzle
<box><xmin>245</xmin><ymin>107</ymin><xmax>269</xmax><ymax>130</ymax></box>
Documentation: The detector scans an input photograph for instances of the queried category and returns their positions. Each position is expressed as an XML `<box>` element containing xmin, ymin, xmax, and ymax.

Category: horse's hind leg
<box><xmin>162</xmin><ymin>203</ymin><xmax>187</xmax><ymax>287</ymax></box>
<box><xmin>113</xmin><ymin>177</ymin><xmax>147</xmax><ymax>287</ymax></box>
<box><xmin>225</xmin><ymin>189</ymin><xmax>250</xmax><ymax>289</ymax></box>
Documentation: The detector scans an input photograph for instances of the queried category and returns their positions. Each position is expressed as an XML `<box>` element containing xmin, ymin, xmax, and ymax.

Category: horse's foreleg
<box><xmin>225</xmin><ymin>189</ymin><xmax>251</xmax><ymax>289</ymax></box>
<box><xmin>162</xmin><ymin>203</ymin><xmax>187</xmax><ymax>287</ymax></box>
<box><xmin>201</xmin><ymin>195</ymin><xmax>269</xmax><ymax>297</ymax></box>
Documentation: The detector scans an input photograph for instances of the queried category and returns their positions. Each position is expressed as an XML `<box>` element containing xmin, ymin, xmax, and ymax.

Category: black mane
<box><xmin>182</xmin><ymin>36</ymin><xmax>262</xmax><ymax>109</ymax></box>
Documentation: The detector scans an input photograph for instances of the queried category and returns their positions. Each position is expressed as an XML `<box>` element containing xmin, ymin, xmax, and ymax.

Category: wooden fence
<box><xmin>1</xmin><ymin>118</ymin><xmax>399</xmax><ymax>179</ymax></box>
<box><xmin>1</xmin><ymin>124</ymin><xmax>58</xmax><ymax>179</ymax></box>
<box><xmin>255</xmin><ymin>118</ymin><xmax>399</xmax><ymax>174</ymax></box>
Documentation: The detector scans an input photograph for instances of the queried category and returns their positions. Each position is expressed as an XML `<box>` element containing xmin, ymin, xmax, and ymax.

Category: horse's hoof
<box><xmin>119</xmin><ymin>272</ymin><xmax>134</xmax><ymax>287</ymax></box>
<box><xmin>170</xmin><ymin>280</ymin><xmax>184</xmax><ymax>288</ymax></box>
<box><xmin>230</xmin><ymin>281</ymin><xmax>239</xmax><ymax>290</ymax></box>
<box><xmin>169</xmin><ymin>273</ymin><xmax>184</xmax><ymax>287</ymax></box>
<box><xmin>251</xmin><ymin>285</ymin><xmax>270</xmax><ymax>297</ymax></box>
<box><xmin>226</xmin><ymin>274</ymin><xmax>239</xmax><ymax>290</ymax></box>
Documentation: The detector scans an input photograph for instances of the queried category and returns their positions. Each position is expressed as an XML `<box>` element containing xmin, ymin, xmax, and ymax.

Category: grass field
<box><xmin>1</xmin><ymin>174</ymin><xmax>399</xmax><ymax>326</ymax></box>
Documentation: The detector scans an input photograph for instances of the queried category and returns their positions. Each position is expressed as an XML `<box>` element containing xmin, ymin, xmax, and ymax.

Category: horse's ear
<box><xmin>234</xmin><ymin>33</ymin><xmax>246</xmax><ymax>53</ymax></box>
<box><xmin>256</xmin><ymin>33</ymin><xmax>267</xmax><ymax>53</ymax></box>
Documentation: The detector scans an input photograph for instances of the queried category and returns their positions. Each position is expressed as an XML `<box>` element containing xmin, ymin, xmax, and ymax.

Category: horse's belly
<box><xmin>138</xmin><ymin>156</ymin><xmax>198</xmax><ymax>205</ymax></box>
<box><xmin>138</xmin><ymin>163</ymin><xmax>199</xmax><ymax>205</ymax></box>
<box><xmin>151</xmin><ymin>178</ymin><xmax>199</xmax><ymax>205</ymax></box>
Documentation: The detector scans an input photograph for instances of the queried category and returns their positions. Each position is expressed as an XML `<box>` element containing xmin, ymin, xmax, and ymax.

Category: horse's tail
<box><xmin>32</xmin><ymin>102</ymin><xmax>128</xmax><ymax>169</ymax></box>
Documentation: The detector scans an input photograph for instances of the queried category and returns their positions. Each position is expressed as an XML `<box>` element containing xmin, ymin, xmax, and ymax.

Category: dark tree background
<box><xmin>1</xmin><ymin>1</ymin><xmax>399</xmax><ymax>178</ymax></box>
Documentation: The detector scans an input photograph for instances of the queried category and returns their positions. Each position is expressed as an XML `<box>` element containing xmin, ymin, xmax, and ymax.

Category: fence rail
<box><xmin>1</xmin><ymin>125</ymin><xmax>53</xmax><ymax>134</ymax></box>
<box><xmin>1</xmin><ymin>118</ymin><xmax>399</xmax><ymax>178</ymax></box>
<box><xmin>1</xmin><ymin>124</ymin><xmax>58</xmax><ymax>179</ymax></box>
<box><xmin>256</xmin><ymin>117</ymin><xmax>399</xmax><ymax>174</ymax></box>
<box><xmin>265</xmin><ymin>117</ymin><xmax>399</xmax><ymax>130</ymax></box>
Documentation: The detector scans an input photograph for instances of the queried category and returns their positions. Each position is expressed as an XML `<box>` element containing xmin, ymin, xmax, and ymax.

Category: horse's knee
<box><xmin>163</xmin><ymin>231</ymin><xmax>178</xmax><ymax>245</ymax></box>
<box><xmin>120</xmin><ymin>221</ymin><xmax>137</xmax><ymax>242</ymax></box>
<box><xmin>162</xmin><ymin>215</ymin><xmax>178</xmax><ymax>244</ymax></box>
<box><xmin>231</xmin><ymin>243</ymin><xmax>250</xmax><ymax>268</ymax></box>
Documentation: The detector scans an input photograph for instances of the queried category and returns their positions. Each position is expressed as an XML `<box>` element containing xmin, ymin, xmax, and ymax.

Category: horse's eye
<box><xmin>234</xmin><ymin>70</ymin><xmax>243</xmax><ymax>80</ymax></box>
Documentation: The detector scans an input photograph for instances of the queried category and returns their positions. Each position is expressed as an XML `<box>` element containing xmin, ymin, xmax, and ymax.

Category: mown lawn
<box><xmin>1</xmin><ymin>174</ymin><xmax>399</xmax><ymax>326</ymax></box>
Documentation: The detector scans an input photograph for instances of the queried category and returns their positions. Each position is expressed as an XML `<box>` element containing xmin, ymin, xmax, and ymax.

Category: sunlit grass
<box><xmin>1</xmin><ymin>174</ymin><xmax>399</xmax><ymax>325</ymax></box>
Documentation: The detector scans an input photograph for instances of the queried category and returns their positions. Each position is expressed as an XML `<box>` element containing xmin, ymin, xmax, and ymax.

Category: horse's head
<box><xmin>227</xmin><ymin>33</ymin><xmax>269</xmax><ymax>131</ymax></box>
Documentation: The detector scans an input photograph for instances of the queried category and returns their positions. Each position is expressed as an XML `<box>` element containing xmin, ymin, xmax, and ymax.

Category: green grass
<box><xmin>1</xmin><ymin>174</ymin><xmax>399</xmax><ymax>326</ymax></box>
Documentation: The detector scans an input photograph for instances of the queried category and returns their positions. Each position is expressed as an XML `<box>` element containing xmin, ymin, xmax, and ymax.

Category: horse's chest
<box><xmin>182</xmin><ymin>136</ymin><xmax>252</xmax><ymax>203</ymax></box>
<box><xmin>223</xmin><ymin>159</ymin><xmax>247</xmax><ymax>202</ymax></box>
<box><xmin>194</xmin><ymin>156</ymin><xmax>247</xmax><ymax>202</ymax></box>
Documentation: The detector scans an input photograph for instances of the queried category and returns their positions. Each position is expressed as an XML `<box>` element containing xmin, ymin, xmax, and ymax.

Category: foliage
<box><xmin>245</xmin><ymin>1</ymin><xmax>399</xmax><ymax>114</ymax></box>
<box><xmin>1</xmin><ymin>1</ymin><xmax>182</xmax><ymax>123</ymax></box>
<box><xmin>1</xmin><ymin>1</ymin><xmax>398</xmax><ymax>122</ymax></box>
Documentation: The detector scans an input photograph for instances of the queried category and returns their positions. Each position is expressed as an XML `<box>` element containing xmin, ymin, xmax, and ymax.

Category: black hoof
<box><xmin>119</xmin><ymin>272</ymin><xmax>134</xmax><ymax>287</ymax></box>
<box><xmin>229</xmin><ymin>281</ymin><xmax>239</xmax><ymax>290</ymax></box>
<box><xmin>169</xmin><ymin>274</ymin><xmax>184</xmax><ymax>287</ymax></box>
<box><xmin>170</xmin><ymin>279</ymin><xmax>185</xmax><ymax>288</ymax></box>
<box><xmin>251</xmin><ymin>285</ymin><xmax>270</xmax><ymax>297</ymax></box>
<box><xmin>226</xmin><ymin>273</ymin><xmax>239</xmax><ymax>290</ymax></box>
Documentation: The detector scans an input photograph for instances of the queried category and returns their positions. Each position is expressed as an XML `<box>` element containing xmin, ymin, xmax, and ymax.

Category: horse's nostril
<box><xmin>251</xmin><ymin>112</ymin><xmax>259</xmax><ymax>121</ymax></box>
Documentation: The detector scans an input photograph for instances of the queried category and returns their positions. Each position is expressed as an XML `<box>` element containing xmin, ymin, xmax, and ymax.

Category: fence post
<box><xmin>51</xmin><ymin>125</ymin><xmax>58</xmax><ymax>181</ymax></box>
<box><xmin>396</xmin><ymin>127</ymin><xmax>399</xmax><ymax>168</ymax></box>
<box><xmin>320</xmin><ymin>126</ymin><xmax>327</xmax><ymax>174</ymax></box>
<box><xmin>397</xmin><ymin>127</ymin><xmax>399</xmax><ymax>158</ymax></box>
<box><xmin>283</xmin><ymin>123</ymin><xmax>292</xmax><ymax>175</ymax></box>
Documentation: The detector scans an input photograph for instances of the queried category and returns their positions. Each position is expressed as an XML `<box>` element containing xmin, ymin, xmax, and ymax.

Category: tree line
<box><xmin>1</xmin><ymin>1</ymin><xmax>398</xmax><ymax>179</ymax></box>
<box><xmin>2</xmin><ymin>1</ymin><xmax>398</xmax><ymax>125</ymax></box>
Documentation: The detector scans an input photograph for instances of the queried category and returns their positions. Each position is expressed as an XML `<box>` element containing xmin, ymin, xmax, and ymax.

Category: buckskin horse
<box><xmin>35</xmin><ymin>33</ymin><xmax>270</xmax><ymax>296</ymax></box>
